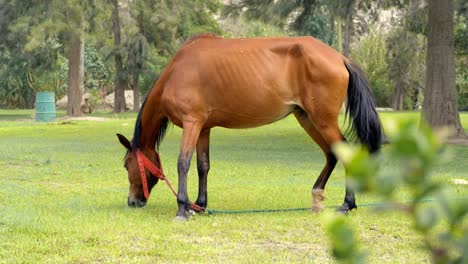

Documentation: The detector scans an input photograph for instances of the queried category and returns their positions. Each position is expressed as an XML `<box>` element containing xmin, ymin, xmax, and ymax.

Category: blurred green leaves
<box><xmin>329</xmin><ymin>118</ymin><xmax>467</xmax><ymax>263</ymax></box>
<box><xmin>323</xmin><ymin>213</ymin><xmax>366</xmax><ymax>264</ymax></box>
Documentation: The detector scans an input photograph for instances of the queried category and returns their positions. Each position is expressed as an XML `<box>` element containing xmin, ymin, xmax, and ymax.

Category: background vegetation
<box><xmin>0</xmin><ymin>0</ymin><xmax>466</xmax><ymax>112</ymax></box>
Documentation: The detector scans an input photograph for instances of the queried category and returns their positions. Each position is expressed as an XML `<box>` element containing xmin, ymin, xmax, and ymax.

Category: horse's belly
<box><xmin>208</xmin><ymin>103</ymin><xmax>295</xmax><ymax>129</ymax></box>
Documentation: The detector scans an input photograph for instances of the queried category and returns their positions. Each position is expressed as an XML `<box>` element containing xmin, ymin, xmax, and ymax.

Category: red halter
<box><xmin>135</xmin><ymin>149</ymin><xmax>204</xmax><ymax>213</ymax></box>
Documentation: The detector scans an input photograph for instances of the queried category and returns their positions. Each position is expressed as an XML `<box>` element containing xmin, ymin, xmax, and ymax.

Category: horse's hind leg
<box><xmin>308</xmin><ymin>109</ymin><xmax>358</xmax><ymax>213</ymax></box>
<box><xmin>293</xmin><ymin>109</ymin><xmax>345</xmax><ymax>212</ymax></box>
<box><xmin>195</xmin><ymin>128</ymin><xmax>211</xmax><ymax>208</ymax></box>
<box><xmin>175</xmin><ymin>121</ymin><xmax>203</xmax><ymax>221</ymax></box>
<box><xmin>338</xmin><ymin>180</ymin><xmax>357</xmax><ymax>213</ymax></box>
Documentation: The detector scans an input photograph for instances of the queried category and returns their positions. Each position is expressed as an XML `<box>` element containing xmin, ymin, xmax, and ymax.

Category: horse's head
<box><xmin>116</xmin><ymin>134</ymin><xmax>159</xmax><ymax>207</ymax></box>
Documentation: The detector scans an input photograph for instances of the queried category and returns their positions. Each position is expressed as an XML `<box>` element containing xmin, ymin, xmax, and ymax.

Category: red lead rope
<box><xmin>135</xmin><ymin>149</ymin><xmax>204</xmax><ymax>213</ymax></box>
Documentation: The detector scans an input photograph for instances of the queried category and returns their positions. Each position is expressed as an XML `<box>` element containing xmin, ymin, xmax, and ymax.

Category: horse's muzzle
<box><xmin>127</xmin><ymin>196</ymin><xmax>147</xmax><ymax>207</ymax></box>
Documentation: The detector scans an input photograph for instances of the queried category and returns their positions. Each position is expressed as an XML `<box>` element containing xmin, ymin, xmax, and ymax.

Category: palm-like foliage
<box><xmin>223</xmin><ymin>0</ymin><xmax>336</xmax><ymax>44</ymax></box>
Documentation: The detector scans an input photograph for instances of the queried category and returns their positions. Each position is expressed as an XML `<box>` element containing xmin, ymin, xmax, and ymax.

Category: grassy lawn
<box><xmin>0</xmin><ymin>109</ymin><xmax>467</xmax><ymax>263</ymax></box>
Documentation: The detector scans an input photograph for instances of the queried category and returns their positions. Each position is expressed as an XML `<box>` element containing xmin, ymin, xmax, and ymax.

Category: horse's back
<box><xmin>158</xmin><ymin>35</ymin><xmax>349</xmax><ymax>128</ymax></box>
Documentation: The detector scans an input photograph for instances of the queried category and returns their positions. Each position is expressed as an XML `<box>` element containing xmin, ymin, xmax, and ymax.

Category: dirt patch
<box><xmin>446</xmin><ymin>136</ymin><xmax>468</xmax><ymax>146</ymax></box>
<box><xmin>451</xmin><ymin>179</ymin><xmax>468</xmax><ymax>185</ymax></box>
<box><xmin>56</xmin><ymin>116</ymin><xmax>111</xmax><ymax>122</ymax></box>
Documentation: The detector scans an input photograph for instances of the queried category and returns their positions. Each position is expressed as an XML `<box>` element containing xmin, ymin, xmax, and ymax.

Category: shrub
<box><xmin>326</xmin><ymin>119</ymin><xmax>467</xmax><ymax>263</ymax></box>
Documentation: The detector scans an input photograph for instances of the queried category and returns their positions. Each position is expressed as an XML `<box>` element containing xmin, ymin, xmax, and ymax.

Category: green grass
<box><xmin>0</xmin><ymin>110</ymin><xmax>467</xmax><ymax>263</ymax></box>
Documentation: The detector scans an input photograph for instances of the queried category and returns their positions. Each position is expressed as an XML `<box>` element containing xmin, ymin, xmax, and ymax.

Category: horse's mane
<box><xmin>131</xmin><ymin>85</ymin><xmax>169</xmax><ymax>151</ymax></box>
<box><xmin>131</xmin><ymin>98</ymin><xmax>146</xmax><ymax>150</ymax></box>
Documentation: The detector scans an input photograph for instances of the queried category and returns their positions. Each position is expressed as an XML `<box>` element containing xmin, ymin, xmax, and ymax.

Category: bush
<box><xmin>351</xmin><ymin>30</ymin><xmax>392</xmax><ymax>108</ymax></box>
<box><xmin>326</xmin><ymin>119</ymin><xmax>467</xmax><ymax>263</ymax></box>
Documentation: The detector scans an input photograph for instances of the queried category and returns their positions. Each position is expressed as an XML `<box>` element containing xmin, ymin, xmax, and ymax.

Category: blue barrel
<box><xmin>35</xmin><ymin>91</ymin><xmax>56</xmax><ymax>122</ymax></box>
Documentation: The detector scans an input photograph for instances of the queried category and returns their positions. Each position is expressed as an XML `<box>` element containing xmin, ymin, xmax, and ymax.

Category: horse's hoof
<box><xmin>336</xmin><ymin>203</ymin><xmax>357</xmax><ymax>215</ymax></box>
<box><xmin>312</xmin><ymin>204</ymin><xmax>325</xmax><ymax>213</ymax></box>
<box><xmin>195</xmin><ymin>200</ymin><xmax>207</xmax><ymax>209</ymax></box>
<box><xmin>336</xmin><ymin>207</ymin><xmax>350</xmax><ymax>215</ymax></box>
<box><xmin>312</xmin><ymin>189</ymin><xmax>326</xmax><ymax>213</ymax></box>
<box><xmin>173</xmin><ymin>215</ymin><xmax>189</xmax><ymax>222</ymax></box>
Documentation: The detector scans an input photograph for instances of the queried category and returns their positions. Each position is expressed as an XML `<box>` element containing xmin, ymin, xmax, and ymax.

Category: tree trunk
<box><xmin>133</xmin><ymin>73</ymin><xmax>140</xmax><ymax>112</ymax></box>
<box><xmin>392</xmin><ymin>79</ymin><xmax>405</xmax><ymax>111</ymax></box>
<box><xmin>341</xmin><ymin>0</ymin><xmax>355</xmax><ymax>58</ymax></box>
<box><xmin>343</xmin><ymin>12</ymin><xmax>352</xmax><ymax>57</ymax></box>
<box><xmin>336</xmin><ymin>16</ymin><xmax>343</xmax><ymax>54</ymax></box>
<box><xmin>392</xmin><ymin>66</ymin><xmax>410</xmax><ymax>111</ymax></box>
<box><xmin>112</xmin><ymin>0</ymin><xmax>127</xmax><ymax>113</ymax></box>
<box><xmin>133</xmin><ymin>6</ymin><xmax>145</xmax><ymax>113</ymax></box>
<box><xmin>329</xmin><ymin>13</ymin><xmax>335</xmax><ymax>39</ymax></box>
<box><xmin>422</xmin><ymin>0</ymin><xmax>465</xmax><ymax>137</ymax></box>
<box><xmin>79</xmin><ymin>20</ymin><xmax>85</xmax><ymax>95</ymax></box>
<box><xmin>67</xmin><ymin>31</ymin><xmax>83</xmax><ymax>117</ymax></box>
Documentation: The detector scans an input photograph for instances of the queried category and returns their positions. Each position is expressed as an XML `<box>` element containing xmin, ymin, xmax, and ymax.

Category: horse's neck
<box><xmin>139</xmin><ymin>90</ymin><xmax>164</xmax><ymax>151</ymax></box>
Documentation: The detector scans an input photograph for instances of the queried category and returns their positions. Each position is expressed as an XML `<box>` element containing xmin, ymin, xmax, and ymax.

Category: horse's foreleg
<box><xmin>195</xmin><ymin>128</ymin><xmax>210</xmax><ymax>209</ymax></box>
<box><xmin>175</xmin><ymin>122</ymin><xmax>202</xmax><ymax>222</ymax></box>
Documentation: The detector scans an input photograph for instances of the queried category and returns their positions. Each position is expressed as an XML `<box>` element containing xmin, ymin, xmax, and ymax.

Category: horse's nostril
<box><xmin>128</xmin><ymin>197</ymin><xmax>146</xmax><ymax>207</ymax></box>
<box><xmin>128</xmin><ymin>197</ymin><xmax>136</xmax><ymax>207</ymax></box>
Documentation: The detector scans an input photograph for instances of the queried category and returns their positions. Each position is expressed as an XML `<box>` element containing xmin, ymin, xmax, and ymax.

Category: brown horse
<box><xmin>117</xmin><ymin>34</ymin><xmax>382</xmax><ymax>221</ymax></box>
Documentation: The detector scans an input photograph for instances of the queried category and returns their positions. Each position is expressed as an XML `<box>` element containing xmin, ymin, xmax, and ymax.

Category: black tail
<box><xmin>344</xmin><ymin>62</ymin><xmax>382</xmax><ymax>153</ymax></box>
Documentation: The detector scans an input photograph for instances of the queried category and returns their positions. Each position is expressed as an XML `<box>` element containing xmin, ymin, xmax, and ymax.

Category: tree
<box><xmin>0</xmin><ymin>0</ymin><xmax>67</xmax><ymax>109</ymax></box>
<box><xmin>422</xmin><ymin>0</ymin><xmax>466</xmax><ymax>138</ymax></box>
<box><xmin>351</xmin><ymin>29</ymin><xmax>392</xmax><ymax>107</ymax></box>
<box><xmin>126</xmin><ymin>35</ymin><xmax>148</xmax><ymax>112</ymax></box>
<box><xmin>341</xmin><ymin>0</ymin><xmax>356</xmax><ymax>57</ymax></box>
<box><xmin>223</xmin><ymin>0</ymin><xmax>335</xmax><ymax>44</ymax></box>
<box><xmin>1</xmin><ymin>0</ymin><xmax>226</xmax><ymax>112</ymax></box>
<box><xmin>123</xmin><ymin>0</ymin><xmax>223</xmax><ymax>110</ymax></box>
<box><xmin>454</xmin><ymin>1</ymin><xmax>468</xmax><ymax>111</ymax></box>
<box><xmin>223</xmin><ymin>0</ymin><xmax>383</xmax><ymax>56</ymax></box>
<box><xmin>42</xmin><ymin>0</ymin><xmax>88</xmax><ymax>116</ymax></box>
<box><xmin>67</xmin><ymin>17</ymin><xmax>85</xmax><ymax>116</ymax></box>
<box><xmin>0</xmin><ymin>0</ymin><xmax>97</xmax><ymax>116</ymax></box>
<box><xmin>110</xmin><ymin>0</ymin><xmax>127</xmax><ymax>113</ymax></box>
<box><xmin>104</xmin><ymin>0</ymin><xmax>224</xmax><ymax>113</ymax></box>
<box><xmin>387</xmin><ymin>29</ymin><xmax>421</xmax><ymax>110</ymax></box>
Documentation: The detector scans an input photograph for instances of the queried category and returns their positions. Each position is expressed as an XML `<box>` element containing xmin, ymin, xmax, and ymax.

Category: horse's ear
<box><xmin>117</xmin><ymin>133</ymin><xmax>132</xmax><ymax>151</ymax></box>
